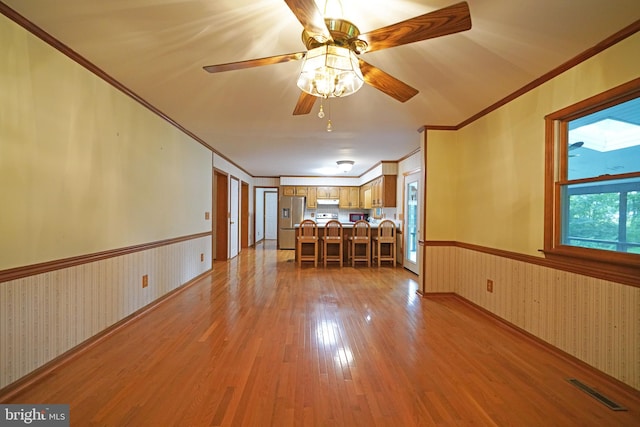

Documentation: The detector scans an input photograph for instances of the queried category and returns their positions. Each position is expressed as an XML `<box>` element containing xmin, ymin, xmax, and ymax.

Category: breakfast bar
<box><xmin>294</xmin><ymin>220</ymin><xmax>401</xmax><ymax>267</ymax></box>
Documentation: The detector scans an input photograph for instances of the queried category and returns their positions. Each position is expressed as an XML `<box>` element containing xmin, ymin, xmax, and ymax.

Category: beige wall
<box><xmin>426</xmin><ymin>32</ymin><xmax>640</xmax><ymax>256</ymax></box>
<box><xmin>0</xmin><ymin>14</ymin><xmax>212</xmax><ymax>271</ymax></box>
<box><xmin>423</xmin><ymin>33</ymin><xmax>640</xmax><ymax>389</ymax></box>
<box><xmin>425</xmin><ymin>130</ymin><xmax>460</xmax><ymax>241</ymax></box>
<box><xmin>0</xmin><ymin>13</ymin><xmax>213</xmax><ymax>389</ymax></box>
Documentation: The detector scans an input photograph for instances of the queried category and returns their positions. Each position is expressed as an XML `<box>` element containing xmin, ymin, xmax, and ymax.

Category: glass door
<box><xmin>404</xmin><ymin>172</ymin><xmax>420</xmax><ymax>274</ymax></box>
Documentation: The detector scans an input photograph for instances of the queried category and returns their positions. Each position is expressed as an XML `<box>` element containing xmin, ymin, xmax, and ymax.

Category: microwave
<box><xmin>349</xmin><ymin>213</ymin><xmax>366</xmax><ymax>222</ymax></box>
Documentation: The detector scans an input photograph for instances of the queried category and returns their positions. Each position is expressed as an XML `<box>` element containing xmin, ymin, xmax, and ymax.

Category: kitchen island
<box><xmin>294</xmin><ymin>221</ymin><xmax>401</xmax><ymax>266</ymax></box>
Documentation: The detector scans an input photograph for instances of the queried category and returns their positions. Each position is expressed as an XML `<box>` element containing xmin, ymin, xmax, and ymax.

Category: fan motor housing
<box><xmin>302</xmin><ymin>19</ymin><xmax>368</xmax><ymax>53</ymax></box>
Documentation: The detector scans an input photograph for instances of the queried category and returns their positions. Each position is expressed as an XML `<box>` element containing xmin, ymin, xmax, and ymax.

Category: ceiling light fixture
<box><xmin>296</xmin><ymin>44</ymin><xmax>364</xmax><ymax>99</ymax></box>
<box><xmin>337</xmin><ymin>160</ymin><xmax>354</xmax><ymax>172</ymax></box>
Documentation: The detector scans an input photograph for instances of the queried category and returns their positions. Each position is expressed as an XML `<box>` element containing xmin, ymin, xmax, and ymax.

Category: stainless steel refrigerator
<box><xmin>279</xmin><ymin>196</ymin><xmax>305</xmax><ymax>249</ymax></box>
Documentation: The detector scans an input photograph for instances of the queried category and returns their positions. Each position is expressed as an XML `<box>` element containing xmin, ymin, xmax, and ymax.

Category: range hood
<box><xmin>317</xmin><ymin>199</ymin><xmax>340</xmax><ymax>205</ymax></box>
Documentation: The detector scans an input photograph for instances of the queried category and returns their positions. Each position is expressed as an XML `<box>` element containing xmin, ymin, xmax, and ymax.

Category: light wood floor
<box><xmin>3</xmin><ymin>241</ymin><xmax>639</xmax><ymax>426</ymax></box>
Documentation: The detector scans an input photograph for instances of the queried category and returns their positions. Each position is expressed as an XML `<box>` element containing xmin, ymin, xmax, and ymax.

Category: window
<box><xmin>544</xmin><ymin>79</ymin><xmax>640</xmax><ymax>285</ymax></box>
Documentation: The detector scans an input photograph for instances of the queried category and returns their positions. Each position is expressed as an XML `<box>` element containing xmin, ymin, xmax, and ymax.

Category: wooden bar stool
<box><xmin>348</xmin><ymin>220</ymin><xmax>371</xmax><ymax>267</ymax></box>
<box><xmin>372</xmin><ymin>219</ymin><xmax>396</xmax><ymax>267</ymax></box>
<box><xmin>320</xmin><ymin>220</ymin><xmax>343</xmax><ymax>267</ymax></box>
<box><xmin>296</xmin><ymin>219</ymin><xmax>318</xmax><ymax>267</ymax></box>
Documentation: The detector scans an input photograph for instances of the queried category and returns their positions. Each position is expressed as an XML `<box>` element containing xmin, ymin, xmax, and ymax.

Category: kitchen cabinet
<box><xmin>339</xmin><ymin>187</ymin><xmax>349</xmax><ymax>208</ymax></box>
<box><xmin>306</xmin><ymin>187</ymin><xmax>317</xmax><ymax>208</ymax></box>
<box><xmin>339</xmin><ymin>187</ymin><xmax>360</xmax><ymax>208</ymax></box>
<box><xmin>284</xmin><ymin>182</ymin><xmax>393</xmax><ymax>208</ymax></box>
<box><xmin>349</xmin><ymin>187</ymin><xmax>360</xmax><ymax>208</ymax></box>
<box><xmin>282</xmin><ymin>186</ymin><xmax>295</xmax><ymax>196</ymax></box>
<box><xmin>362</xmin><ymin>187</ymin><xmax>372</xmax><ymax>209</ymax></box>
<box><xmin>317</xmin><ymin>186</ymin><xmax>339</xmax><ymax>199</ymax></box>
<box><xmin>369</xmin><ymin>175</ymin><xmax>396</xmax><ymax>208</ymax></box>
<box><xmin>282</xmin><ymin>186</ymin><xmax>310</xmax><ymax>197</ymax></box>
<box><xmin>371</xmin><ymin>178</ymin><xmax>381</xmax><ymax>207</ymax></box>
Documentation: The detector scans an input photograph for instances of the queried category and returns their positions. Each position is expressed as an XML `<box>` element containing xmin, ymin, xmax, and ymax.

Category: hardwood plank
<box><xmin>3</xmin><ymin>241</ymin><xmax>639</xmax><ymax>426</ymax></box>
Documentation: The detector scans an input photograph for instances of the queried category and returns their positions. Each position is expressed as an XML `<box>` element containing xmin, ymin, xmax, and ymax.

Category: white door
<box><xmin>229</xmin><ymin>177</ymin><xmax>240</xmax><ymax>258</ymax></box>
<box><xmin>404</xmin><ymin>171</ymin><xmax>421</xmax><ymax>274</ymax></box>
<box><xmin>265</xmin><ymin>192</ymin><xmax>278</xmax><ymax>239</ymax></box>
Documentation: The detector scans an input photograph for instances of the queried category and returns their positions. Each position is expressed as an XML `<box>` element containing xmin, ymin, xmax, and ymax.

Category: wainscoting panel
<box><xmin>425</xmin><ymin>245</ymin><xmax>639</xmax><ymax>390</ymax></box>
<box><xmin>424</xmin><ymin>246</ymin><xmax>459</xmax><ymax>293</ymax></box>
<box><xmin>0</xmin><ymin>236</ymin><xmax>211</xmax><ymax>389</ymax></box>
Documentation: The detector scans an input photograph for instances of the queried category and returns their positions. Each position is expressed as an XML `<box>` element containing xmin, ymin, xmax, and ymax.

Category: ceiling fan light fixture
<box><xmin>337</xmin><ymin>160</ymin><xmax>354</xmax><ymax>172</ymax></box>
<box><xmin>297</xmin><ymin>45</ymin><xmax>364</xmax><ymax>98</ymax></box>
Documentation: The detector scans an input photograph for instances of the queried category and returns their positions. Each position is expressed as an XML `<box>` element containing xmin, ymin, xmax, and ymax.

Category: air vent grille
<box><xmin>567</xmin><ymin>378</ymin><xmax>627</xmax><ymax>411</ymax></box>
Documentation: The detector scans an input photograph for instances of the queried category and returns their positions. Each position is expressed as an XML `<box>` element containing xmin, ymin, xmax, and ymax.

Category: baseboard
<box><xmin>0</xmin><ymin>269</ymin><xmax>213</xmax><ymax>401</ymax></box>
<box><xmin>440</xmin><ymin>293</ymin><xmax>640</xmax><ymax>398</ymax></box>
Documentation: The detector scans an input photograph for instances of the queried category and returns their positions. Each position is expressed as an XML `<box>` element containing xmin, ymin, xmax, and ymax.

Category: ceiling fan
<box><xmin>203</xmin><ymin>0</ymin><xmax>472</xmax><ymax>115</ymax></box>
<box><xmin>569</xmin><ymin>141</ymin><xmax>584</xmax><ymax>157</ymax></box>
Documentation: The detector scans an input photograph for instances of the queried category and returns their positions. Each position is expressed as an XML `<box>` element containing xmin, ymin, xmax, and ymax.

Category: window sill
<box><xmin>541</xmin><ymin>246</ymin><xmax>639</xmax><ymax>287</ymax></box>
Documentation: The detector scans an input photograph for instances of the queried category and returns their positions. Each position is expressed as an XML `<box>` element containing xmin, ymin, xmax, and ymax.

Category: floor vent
<box><xmin>567</xmin><ymin>378</ymin><xmax>627</xmax><ymax>411</ymax></box>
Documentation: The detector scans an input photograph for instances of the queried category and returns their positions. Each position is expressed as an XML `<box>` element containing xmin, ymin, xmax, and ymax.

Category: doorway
<box><xmin>404</xmin><ymin>171</ymin><xmax>420</xmax><ymax>274</ymax></box>
<box><xmin>264</xmin><ymin>192</ymin><xmax>278</xmax><ymax>240</ymax></box>
<box><xmin>254</xmin><ymin>188</ymin><xmax>278</xmax><ymax>243</ymax></box>
<box><xmin>229</xmin><ymin>177</ymin><xmax>240</xmax><ymax>259</ymax></box>
<box><xmin>241</xmin><ymin>181</ymin><xmax>249</xmax><ymax>249</ymax></box>
<box><xmin>214</xmin><ymin>171</ymin><xmax>228</xmax><ymax>261</ymax></box>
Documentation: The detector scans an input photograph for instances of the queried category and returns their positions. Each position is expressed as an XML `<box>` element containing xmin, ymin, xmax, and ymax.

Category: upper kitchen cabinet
<box><xmin>349</xmin><ymin>187</ymin><xmax>360</xmax><ymax>208</ymax></box>
<box><xmin>339</xmin><ymin>187</ymin><xmax>360</xmax><ymax>209</ymax></box>
<box><xmin>307</xmin><ymin>187</ymin><xmax>317</xmax><ymax>209</ymax></box>
<box><xmin>282</xmin><ymin>186</ymin><xmax>295</xmax><ymax>196</ymax></box>
<box><xmin>360</xmin><ymin>184</ymin><xmax>371</xmax><ymax>209</ymax></box>
<box><xmin>282</xmin><ymin>186</ymin><xmax>308</xmax><ymax>197</ymax></box>
<box><xmin>370</xmin><ymin>175</ymin><xmax>396</xmax><ymax>208</ymax></box>
<box><xmin>317</xmin><ymin>186</ymin><xmax>339</xmax><ymax>199</ymax></box>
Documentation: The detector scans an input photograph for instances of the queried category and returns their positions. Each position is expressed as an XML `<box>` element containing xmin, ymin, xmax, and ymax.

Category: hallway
<box><xmin>4</xmin><ymin>241</ymin><xmax>639</xmax><ymax>426</ymax></box>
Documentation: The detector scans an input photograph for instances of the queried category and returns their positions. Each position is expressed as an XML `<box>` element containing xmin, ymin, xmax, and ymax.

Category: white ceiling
<box><xmin>3</xmin><ymin>0</ymin><xmax>640</xmax><ymax>177</ymax></box>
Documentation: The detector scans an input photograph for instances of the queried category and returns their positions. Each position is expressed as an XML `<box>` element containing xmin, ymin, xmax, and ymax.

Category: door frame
<box><xmin>214</xmin><ymin>170</ymin><xmax>228</xmax><ymax>261</ymax></box>
<box><xmin>403</xmin><ymin>169</ymin><xmax>421</xmax><ymax>274</ymax></box>
<box><xmin>229</xmin><ymin>176</ymin><xmax>240</xmax><ymax>259</ymax></box>
<box><xmin>241</xmin><ymin>181</ymin><xmax>249</xmax><ymax>249</ymax></box>
<box><xmin>263</xmin><ymin>189</ymin><xmax>278</xmax><ymax>241</ymax></box>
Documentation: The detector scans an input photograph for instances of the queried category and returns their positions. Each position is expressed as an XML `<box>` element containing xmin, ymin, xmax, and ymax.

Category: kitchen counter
<box><xmin>293</xmin><ymin>221</ymin><xmax>402</xmax><ymax>265</ymax></box>
<box><xmin>295</xmin><ymin>221</ymin><xmax>401</xmax><ymax>230</ymax></box>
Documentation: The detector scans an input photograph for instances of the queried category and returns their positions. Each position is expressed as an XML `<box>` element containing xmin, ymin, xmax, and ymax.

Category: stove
<box><xmin>315</xmin><ymin>212</ymin><xmax>338</xmax><ymax>224</ymax></box>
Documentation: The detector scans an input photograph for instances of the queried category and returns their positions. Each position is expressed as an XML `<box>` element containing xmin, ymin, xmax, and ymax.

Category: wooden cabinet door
<box><xmin>316</xmin><ymin>187</ymin><xmax>329</xmax><ymax>198</ymax></box>
<box><xmin>349</xmin><ymin>187</ymin><xmax>360</xmax><ymax>208</ymax></box>
<box><xmin>372</xmin><ymin>178</ymin><xmax>382</xmax><ymax>207</ymax></box>
<box><xmin>317</xmin><ymin>186</ymin><xmax>338</xmax><ymax>199</ymax></box>
<box><xmin>381</xmin><ymin>175</ymin><xmax>397</xmax><ymax>207</ymax></box>
<box><xmin>295</xmin><ymin>186</ymin><xmax>308</xmax><ymax>196</ymax></box>
<box><xmin>363</xmin><ymin>188</ymin><xmax>372</xmax><ymax>209</ymax></box>
<box><xmin>338</xmin><ymin>187</ymin><xmax>350</xmax><ymax>208</ymax></box>
<box><xmin>306</xmin><ymin>187</ymin><xmax>317</xmax><ymax>208</ymax></box>
<box><xmin>282</xmin><ymin>186</ymin><xmax>295</xmax><ymax>196</ymax></box>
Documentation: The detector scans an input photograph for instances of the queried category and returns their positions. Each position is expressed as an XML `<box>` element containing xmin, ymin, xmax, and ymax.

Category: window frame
<box><xmin>543</xmin><ymin>78</ymin><xmax>640</xmax><ymax>286</ymax></box>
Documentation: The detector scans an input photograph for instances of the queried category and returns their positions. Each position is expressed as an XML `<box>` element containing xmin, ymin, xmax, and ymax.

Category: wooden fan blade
<box><xmin>284</xmin><ymin>0</ymin><xmax>333</xmax><ymax>43</ymax></box>
<box><xmin>359</xmin><ymin>60</ymin><xmax>418</xmax><ymax>103</ymax></box>
<box><xmin>203</xmin><ymin>52</ymin><xmax>305</xmax><ymax>73</ymax></box>
<box><xmin>360</xmin><ymin>1</ymin><xmax>471</xmax><ymax>53</ymax></box>
<box><xmin>293</xmin><ymin>91</ymin><xmax>318</xmax><ymax>115</ymax></box>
